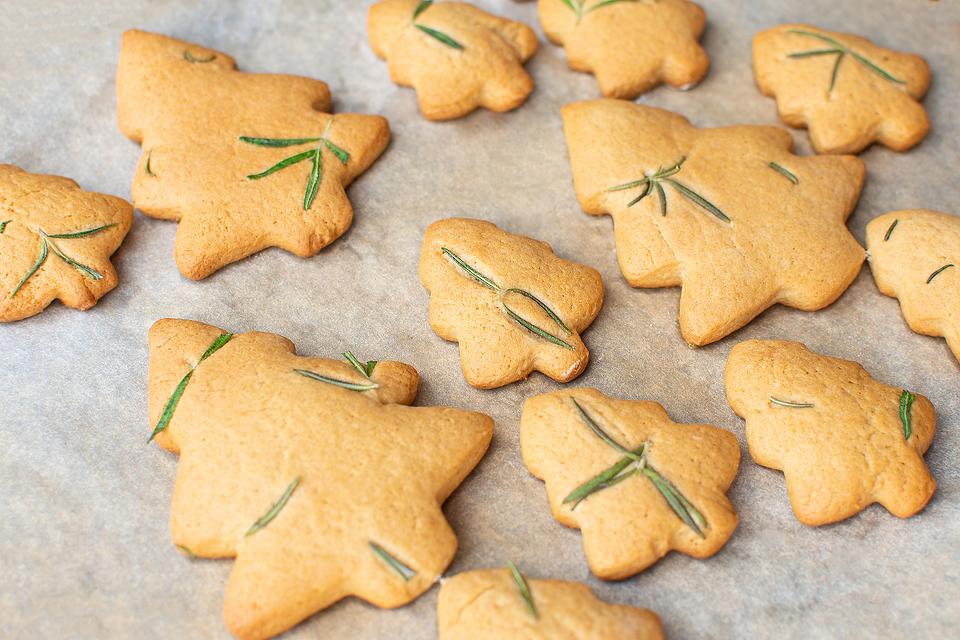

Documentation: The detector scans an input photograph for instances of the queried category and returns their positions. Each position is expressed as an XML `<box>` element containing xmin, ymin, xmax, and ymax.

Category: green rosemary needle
<box><xmin>246</xmin><ymin>477</ymin><xmax>301</xmax><ymax>536</ymax></box>
<box><xmin>370</xmin><ymin>541</ymin><xmax>416</xmax><ymax>581</ymax></box>
<box><xmin>507</xmin><ymin>561</ymin><xmax>538</xmax><ymax>620</ymax></box>
<box><xmin>608</xmin><ymin>156</ymin><xmax>731</xmax><ymax>223</ymax></box>
<box><xmin>883</xmin><ymin>219</ymin><xmax>898</xmax><ymax>241</ymax></box>
<box><xmin>0</xmin><ymin>220</ymin><xmax>9</xmax><ymax>234</ymax></box>
<box><xmin>769</xmin><ymin>396</ymin><xmax>815</xmax><ymax>409</ymax></box>
<box><xmin>414</xmin><ymin>24</ymin><xmax>464</xmax><ymax>50</ymax></box>
<box><xmin>926</xmin><ymin>264</ymin><xmax>955</xmax><ymax>284</ymax></box>
<box><xmin>149</xmin><ymin>333</ymin><xmax>234</xmax><ymax>442</ymax></box>
<box><xmin>561</xmin><ymin>0</ymin><xmax>637</xmax><ymax>21</ymax></box>
<box><xmin>787</xmin><ymin>29</ymin><xmax>905</xmax><ymax>95</ymax></box>
<box><xmin>183</xmin><ymin>50</ymin><xmax>216</xmax><ymax>63</ymax></box>
<box><xmin>642</xmin><ymin>466</ymin><xmax>706</xmax><ymax>538</ymax></box>
<box><xmin>768</xmin><ymin>162</ymin><xmax>799</xmax><ymax>184</ymax></box>
<box><xmin>570</xmin><ymin>398</ymin><xmax>642</xmax><ymax>460</ymax></box>
<box><xmin>176</xmin><ymin>544</ymin><xmax>197</xmax><ymax>559</ymax></box>
<box><xmin>899</xmin><ymin>390</ymin><xmax>915</xmax><ymax>440</ymax></box>
<box><xmin>441</xmin><ymin>247</ymin><xmax>574</xmax><ymax>350</ymax></box>
<box><xmin>344</xmin><ymin>351</ymin><xmax>378</xmax><ymax>377</ymax></box>
<box><xmin>45</xmin><ymin>223</ymin><xmax>117</xmax><ymax>239</ymax></box>
<box><xmin>413</xmin><ymin>0</ymin><xmax>432</xmax><ymax>19</ymax></box>
<box><xmin>563</xmin><ymin>444</ymin><xmax>646</xmax><ymax>508</ymax></box>
<box><xmin>145</xmin><ymin>150</ymin><xmax>156</xmax><ymax>176</ymax></box>
<box><xmin>8</xmin><ymin>237</ymin><xmax>48</xmax><ymax>299</ymax></box>
<box><xmin>294</xmin><ymin>368</ymin><xmax>379</xmax><ymax>391</ymax></box>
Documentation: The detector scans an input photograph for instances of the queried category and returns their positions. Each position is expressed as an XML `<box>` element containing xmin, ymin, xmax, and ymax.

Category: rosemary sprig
<box><xmin>145</xmin><ymin>150</ymin><xmax>155</xmax><ymax>176</ymax></box>
<box><xmin>344</xmin><ymin>351</ymin><xmax>377</xmax><ymax>377</ymax></box>
<box><xmin>45</xmin><ymin>224</ymin><xmax>117</xmax><ymax>239</ymax></box>
<box><xmin>411</xmin><ymin>0</ymin><xmax>463</xmax><ymax>50</ymax></box>
<box><xmin>370</xmin><ymin>541</ymin><xmax>416</xmax><ymax>581</ymax></box>
<box><xmin>768</xmin><ymin>162</ymin><xmax>799</xmax><ymax>184</ymax></box>
<box><xmin>787</xmin><ymin>29</ymin><xmax>905</xmax><ymax>95</ymax></box>
<box><xmin>642</xmin><ymin>466</ymin><xmax>706</xmax><ymax>538</ymax></box>
<box><xmin>507</xmin><ymin>561</ymin><xmax>537</xmax><ymax>620</ymax></box>
<box><xmin>240</xmin><ymin>121</ymin><xmax>350</xmax><ymax>211</ymax></box>
<box><xmin>294</xmin><ymin>368</ymin><xmax>379</xmax><ymax>391</ymax></box>
<box><xmin>884</xmin><ymin>219</ymin><xmax>898</xmax><ymax>241</ymax></box>
<box><xmin>926</xmin><ymin>264</ymin><xmax>955</xmax><ymax>284</ymax></box>
<box><xmin>570</xmin><ymin>398</ymin><xmax>641</xmax><ymax>460</ymax></box>
<box><xmin>183</xmin><ymin>50</ymin><xmax>216</xmax><ymax>63</ymax></box>
<box><xmin>149</xmin><ymin>333</ymin><xmax>234</xmax><ymax>442</ymax></box>
<box><xmin>440</xmin><ymin>247</ymin><xmax>574</xmax><ymax>350</ymax></box>
<box><xmin>0</xmin><ymin>220</ymin><xmax>9</xmax><ymax>234</ymax></box>
<box><xmin>246</xmin><ymin>477</ymin><xmax>301</xmax><ymax>536</ymax></box>
<box><xmin>563</xmin><ymin>444</ymin><xmax>645</xmax><ymax>508</ymax></box>
<box><xmin>899</xmin><ymin>390</ymin><xmax>915</xmax><ymax>440</ymax></box>
<box><xmin>769</xmin><ymin>396</ymin><xmax>814</xmax><ymax>409</ymax></box>
<box><xmin>8</xmin><ymin>224</ymin><xmax>115</xmax><ymax>299</ymax></box>
<box><xmin>608</xmin><ymin>156</ymin><xmax>731</xmax><ymax>223</ymax></box>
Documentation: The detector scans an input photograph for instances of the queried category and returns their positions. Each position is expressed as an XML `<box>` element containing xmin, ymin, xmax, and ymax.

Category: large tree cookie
<box><xmin>725</xmin><ymin>339</ymin><xmax>937</xmax><ymax>526</ymax></box>
<box><xmin>753</xmin><ymin>24</ymin><xmax>931</xmax><ymax>154</ymax></box>
<box><xmin>520</xmin><ymin>388</ymin><xmax>739</xmax><ymax>579</ymax></box>
<box><xmin>117</xmin><ymin>30</ymin><xmax>390</xmax><ymax>279</ymax></box>
<box><xmin>539</xmin><ymin>0</ymin><xmax>708</xmax><ymax>99</ymax></box>
<box><xmin>561</xmin><ymin>99</ymin><xmax>865</xmax><ymax>346</ymax></box>
<box><xmin>368</xmin><ymin>0</ymin><xmax>538</xmax><ymax>120</ymax></box>
<box><xmin>419</xmin><ymin>218</ymin><xmax>604</xmax><ymax>388</ymax></box>
<box><xmin>437</xmin><ymin>565</ymin><xmax>664</xmax><ymax>639</ymax></box>
<box><xmin>147</xmin><ymin>319</ymin><xmax>493</xmax><ymax>640</ymax></box>
<box><xmin>866</xmin><ymin>210</ymin><xmax>959</xmax><ymax>365</ymax></box>
<box><xmin>0</xmin><ymin>164</ymin><xmax>132</xmax><ymax>322</ymax></box>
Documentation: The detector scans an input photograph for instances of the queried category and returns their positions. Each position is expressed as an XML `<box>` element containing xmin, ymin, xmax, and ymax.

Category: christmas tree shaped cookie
<box><xmin>117</xmin><ymin>30</ymin><xmax>390</xmax><ymax>279</ymax></box>
<box><xmin>0</xmin><ymin>164</ymin><xmax>132</xmax><ymax>322</ymax></box>
<box><xmin>148</xmin><ymin>319</ymin><xmax>493</xmax><ymax>639</ymax></box>
<box><xmin>521</xmin><ymin>388</ymin><xmax>739</xmax><ymax>579</ymax></box>
<box><xmin>562</xmin><ymin>99</ymin><xmax>865</xmax><ymax>346</ymax></box>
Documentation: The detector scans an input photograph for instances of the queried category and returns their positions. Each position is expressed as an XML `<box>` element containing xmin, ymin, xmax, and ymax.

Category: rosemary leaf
<box><xmin>149</xmin><ymin>333</ymin><xmax>234</xmax><ymax>442</ymax></box>
<box><xmin>586</xmin><ymin>0</ymin><xmax>638</xmax><ymax>13</ymax></box>
<box><xmin>323</xmin><ymin>139</ymin><xmax>351</xmax><ymax>164</ymax></box>
<box><xmin>441</xmin><ymin>247</ymin><xmax>500</xmax><ymax>291</ymax></box>
<box><xmin>507</xmin><ymin>561</ymin><xmax>538</xmax><ymax>620</ymax></box>
<box><xmin>787</xmin><ymin>48</ymin><xmax>842</xmax><ymax>58</ymax></box>
<box><xmin>343</xmin><ymin>351</ymin><xmax>377</xmax><ymax>377</ymax></box>
<box><xmin>370</xmin><ymin>541</ymin><xmax>416</xmax><ymax>581</ymax></box>
<box><xmin>627</xmin><ymin>180</ymin><xmax>652</xmax><ymax>207</ymax></box>
<box><xmin>570</xmin><ymin>398</ymin><xmax>641</xmax><ymax>460</ymax></box>
<box><xmin>500</xmin><ymin>297</ymin><xmax>575</xmax><ymax>350</ymax></box>
<box><xmin>46</xmin><ymin>224</ymin><xmax>117</xmax><ymax>239</ymax></box>
<box><xmin>642</xmin><ymin>466</ymin><xmax>706</xmax><ymax>538</ymax></box>
<box><xmin>563</xmin><ymin>445</ymin><xmax>645</xmax><ymax>507</ymax></box>
<box><xmin>8</xmin><ymin>237</ymin><xmax>48</xmax><ymax>299</ymax></box>
<box><xmin>39</xmin><ymin>231</ymin><xmax>103</xmax><ymax>281</ymax></box>
<box><xmin>899</xmin><ymin>390</ymin><xmax>915</xmax><ymax>440</ymax></box>
<box><xmin>240</xmin><ymin>136</ymin><xmax>322</xmax><ymax>148</ymax></box>
<box><xmin>926</xmin><ymin>264</ymin><xmax>955</xmax><ymax>284</ymax></box>
<box><xmin>768</xmin><ymin>162</ymin><xmax>799</xmax><ymax>184</ymax></box>
<box><xmin>0</xmin><ymin>220</ymin><xmax>9</xmax><ymax>234</ymax></box>
<box><xmin>663</xmin><ymin>179</ymin><xmax>731</xmax><ymax>223</ymax></box>
<box><xmin>183</xmin><ymin>50</ymin><xmax>216</xmax><ymax>64</ymax></box>
<box><xmin>294</xmin><ymin>368</ymin><xmax>379</xmax><ymax>391</ymax></box>
<box><xmin>303</xmin><ymin>147</ymin><xmax>323</xmax><ymax>210</ymax></box>
<box><xmin>502</xmin><ymin>288</ymin><xmax>571</xmax><ymax>334</ymax></box>
<box><xmin>246</xmin><ymin>149</ymin><xmax>315</xmax><ymax>180</ymax></box>
<box><xmin>145</xmin><ymin>150</ymin><xmax>156</xmax><ymax>176</ymax></box>
<box><xmin>883</xmin><ymin>219</ymin><xmax>898</xmax><ymax>241</ymax></box>
<box><xmin>828</xmin><ymin>52</ymin><xmax>844</xmax><ymax>94</ymax></box>
<box><xmin>769</xmin><ymin>396</ymin><xmax>814</xmax><ymax>409</ymax></box>
<box><xmin>413</xmin><ymin>0</ymin><xmax>433</xmax><ymax>19</ymax></box>
<box><xmin>654</xmin><ymin>181</ymin><xmax>667</xmax><ymax>216</ymax></box>
<box><xmin>246</xmin><ymin>477</ymin><xmax>301</xmax><ymax>536</ymax></box>
<box><xmin>609</xmin><ymin>177</ymin><xmax>650</xmax><ymax>192</ymax></box>
<box><xmin>415</xmin><ymin>24</ymin><xmax>464</xmax><ymax>50</ymax></box>
<box><xmin>560</xmin><ymin>0</ymin><xmax>580</xmax><ymax>14</ymax></box>
<box><xmin>848</xmin><ymin>49</ymin><xmax>906</xmax><ymax>84</ymax></box>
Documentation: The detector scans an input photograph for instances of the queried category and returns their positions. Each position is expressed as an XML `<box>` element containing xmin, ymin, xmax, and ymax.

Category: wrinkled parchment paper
<box><xmin>1</xmin><ymin>1</ymin><xmax>958</xmax><ymax>637</ymax></box>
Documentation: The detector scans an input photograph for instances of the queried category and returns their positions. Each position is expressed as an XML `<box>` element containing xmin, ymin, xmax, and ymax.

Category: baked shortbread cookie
<box><xmin>419</xmin><ymin>218</ymin><xmax>604</xmax><ymax>388</ymax></box>
<box><xmin>866</xmin><ymin>210</ymin><xmax>959</xmax><ymax>365</ymax></box>
<box><xmin>0</xmin><ymin>164</ymin><xmax>132</xmax><ymax>322</ymax></box>
<box><xmin>753</xmin><ymin>24</ymin><xmax>931</xmax><ymax>154</ymax></box>
<box><xmin>539</xmin><ymin>0</ymin><xmax>708</xmax><ymax>99</ymax></box>
<box><xmin>117</xmin><ymin>30</ymin><xmax>390</xmax><ymax>279</ymax></box>
<box><xmin>437</xmin><ymin>566</ymin><xmax>664</xmax><ymax>639</ymax></box>
<box><xmin>725</xmin><ymin>339</ymin><xmax>937</xmax><ymax>526</ymax></box>
<box><xmin>368</xmin><ymin>0</ymin><xmax>538</xmax><ymax>120</ymax></box>
<box><xmin>148</xmin><ymin>319</ymin><xmax>493</xmax><ymax>640</ymax></box>
<box><xmin>561</xmin><ymin>99</ymin><xmax>865</xmax><ymax>346</ymax></box>
<box><xmin>520</xmin><ymin>388</ymin><xmax>739</xmax><ymax>579</ymax></box>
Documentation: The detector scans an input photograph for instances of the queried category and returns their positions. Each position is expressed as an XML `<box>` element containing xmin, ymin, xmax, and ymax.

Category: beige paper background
<box><xmin>1</xmin><ymin>0</ymin><xmax>958</xmax><ymax>638</ymax></box>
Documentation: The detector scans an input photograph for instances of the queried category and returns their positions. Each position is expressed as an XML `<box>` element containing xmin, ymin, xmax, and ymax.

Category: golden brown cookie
<box><xmin>539</xmin><ymin>0</ymin><xmax>708</xmax><ymax>99</ymax></box>
<box><xmin>725</xmin><ymin>339</ymin><xmax>937</xmax><ymax>526</ymax></box>
<box><xmin>419</xmin><ymin>218</ymin><xmax>604</xmax><ymax>388</ymax></box>
<box><xmin>521</xmin><ymin>388</ymin><xmax>739</xmax><ymax>579</ymax></box>
<box><xmin>148</xmin><ymin>318</ymin><xmax>493</xmax><ymax>640</ymax></box>
<box><xmin>0</xmin><ymin>164</ymin><xmax>132</xmax><ymax>322</ymax></box>
<box><xmin>753</xmin><ymin>24</ymin><xmax>931</xmax><ymax>154</ymax></box>
<box><xmin>437</xmin><ymin>565</ymin><xmax>664</xmax><ymax>639</ymax></box>
<box><xmin>368</xmin><ymin>0</ymin><xmax>538</xmax><ymax>120</ymax></box>
<box><xmin>866</xmin><ymin>210</ymin><xmax>959</xmax><ymax>365</ymax></box>
<box><xmin>562</xmin><ymin>99</ymin><xmax>865</xmax><ymax>346</ymax></box>
<box><xmin>117</xmin><ymin>30</ymin><xmax>390</xmax><ymax>279</ymax></box>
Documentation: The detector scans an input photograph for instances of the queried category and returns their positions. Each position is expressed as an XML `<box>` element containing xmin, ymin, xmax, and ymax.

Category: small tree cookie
<box><xmin>117</xmin><ymin>30</ymin><xmax>390</xmax><ymax>279</ymax></box>
<box><xmin>725</xmin><ymin>339</ymin><xmax>937</xmax><ymax>526</ymax></box>
<box><xmin>0</xmin><ymin>164</ymin><xmax>132</xmax><ymax>322</ymax></box>
<box><xmin>419</xmin><ymin>218</ymin><xmax>604</xmax><ymax>388</ymax></box>
<box><xmin>867</xmin><ymin>210</ymin><xmax>959</xmax><ymax>365</ymax></box>
<box><xmin>148</xmin><ymin>319</ymin><xmax>493</xmax><ymax>640</ymax></box>
<box><xmin>368</xmin><ymin>0</ymin><xmax>538</xmax><ymax>120</ymax></box>
<box><xmin>438</xmin><ymin>565</ymin><xmax>664</xmax><ymax>639</ymax></box>
<box><xmin>561</xmin><ymin>99</ymin><xmax>865</xmax><ymax>346</ymax></box>
<box><xmin>521</xmin><ymin>388</ymin><xmax>740</xmax><ymax>579</ymax></box>
<box><xmin>539</xmin><ymin>0</ymin><xmax>709</xmax><ymax>99</ymax></box>
<box><xmin>753</xmin><ymin>24</ymin><xmax>931</xmax><ymax>154</ymax></box>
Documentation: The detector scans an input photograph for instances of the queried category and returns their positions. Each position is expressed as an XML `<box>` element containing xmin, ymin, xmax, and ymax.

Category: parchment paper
<box><xmin>1</xmin><ymin>1</ymin><xmax>958</xmax><ymax>638</ymax></box>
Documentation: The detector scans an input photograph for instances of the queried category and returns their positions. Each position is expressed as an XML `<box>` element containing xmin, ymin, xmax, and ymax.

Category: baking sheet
<box><xmin>1</xmin><ymin>1</ymin><xmax>958</xmax><ymax>638</ymax></box>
